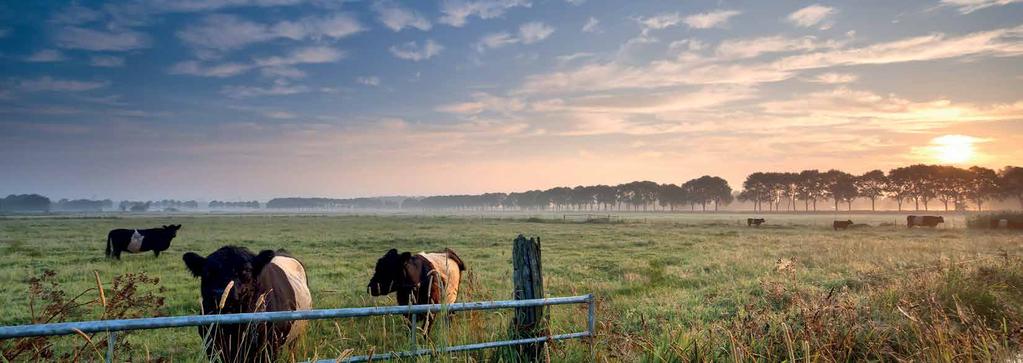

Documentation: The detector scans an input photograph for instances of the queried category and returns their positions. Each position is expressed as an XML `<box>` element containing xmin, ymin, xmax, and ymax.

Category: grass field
<box><xmin>1</xmin><ymin>213</ymin><xmax>1021</xmax><ymax>361</ymax></box>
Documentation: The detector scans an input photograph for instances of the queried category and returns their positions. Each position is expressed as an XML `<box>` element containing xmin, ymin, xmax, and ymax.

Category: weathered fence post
<box><xmin>512</xmin><ymin>234</ymin><xmax>546</xmax><ymax>361</ymax></box>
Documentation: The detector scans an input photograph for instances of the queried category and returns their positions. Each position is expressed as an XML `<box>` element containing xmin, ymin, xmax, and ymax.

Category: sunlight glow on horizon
<box><xmin>930</xmin><ymin>134</ymin><xmax>981</xmax><ymax>164</ymax></box>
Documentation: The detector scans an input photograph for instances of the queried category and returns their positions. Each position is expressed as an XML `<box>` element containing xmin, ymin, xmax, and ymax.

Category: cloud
<box><xmin>556</xmin><ymin>52</ymin><xmax>595</xmax><ymax>65</ymax></box>
<box><xmin>773</xmin><ymin>25</ymin><xmax>1023</xmax><ymax>70</ymax></box>
<box><xmin>716</xmin><ymin>35</ymin><xmax>839</xmax><ymax>59</ymax></box>
<box><xmin>169</xmin><ymin>61</ymin><xmax>252</xmax><ymax>77</ymax></box>
<box><xmin>518</xmin><ymin>22</ymin><xmax>555</xmax><ymax>43</ymax></box>
<box><xmin>684</xmin><ymin>10</ymin><xmax>741</xmax><ymax>29</ymax></box>
<box><xmin>221</xmin><ymin>80</ymin><xmax>310</xmax><ymax>98</ymax></box>
<box><xmin>171</xmin><ymin>46</ymin><xmax>344</xmax><ymax>78</ymax></box>
<box><xmin>25</xmin><ymin>49</ymin><xmax>66</xmax><ymax>62</ymax></box>
<box><xmin>787</xmin><ymin>5</ymin><xmax>837</xmax><ymax>29</ymax></box>
<box><xmin>263</xmin><ymin>110</ymin><xmax>298</xmax><ymax>119</ymax></box>
<box><xmin>260</xmin><ymin>66</ymin><xmax>306</xmax><ymax>79</ymax></box>
<box><xmin>807</xmin><ymin>72</ymin><xmax>858</xmax><ymax>84</ymax></box>
<box><xmin>177</xmin><ymin>13</ymin><xmax>363</xmax><ymax>51</ymax></box>
<box><xmin>143</xmin><ymin>0</ymin><xmax>304</xmax><ymax>12</ymax></box>
<box><xmin>389</xmin><ymin>39</ymin><xmax>443</xmax><ymax>61</ymax></box>
<box><xmin>55</xmin><ymin>26</ymin><xmax>151</xmax><ymax>51</ymax></box>
<box><xmin>519</xmin><ymin>25</ymin><xmax>1023</xmax><ymax>94</ymax></box>
<box><xmin>758</xmin><ymin>87</ymin><xmax>1023</xmax><ymax>131</ymax></box>
<box><xmin>439</xmin><ymin>0</ymin><xmax>531</xmax><ymax>27</ymax></box>
<box><xmin>476</xmin><ymin>32</ymin><xmax>518</xmax><ymax>51</ymax></box>
<box><xmin>940</xmin><ymin>0</ymin><xmax>1022</xmax><ymax>14</ymax></box>
<box><xmin>436</xmin><ymin>92</ymin><xmax>526</xmax><ymax>115</ymax></box>
<box><xmin>90</xmin><ymin>55</ymin><xmax>126</xmax><ymax>67</ymax></box>
<box><xmin>356</xmin><ymin>76</ymin><xmax>381</xmax><ymax>86</ymax></box>
<box><xmin>18</xmin><ymin>77</ymin><xmax>109</xmax><ymax>92</ymax></box>
<box><xmin>476</xmin><ymin>22</ymin><xmax>554</xmax><ymax>51</ymax></box>
<box><xmin>638</xmin><ymin>13</ymin><xmax>683</xmax><ymax>31</ymax></box>
<box><xmin>373</xmin><ymin>1</ymin><xmax>432</xmax><ymax>31</ymax></box>
<box><xmin>582</xmin><ymin>17</ymin><xmax>599</xmax><ymax>33</ymax></box>
<box><xmin>254</xmin><ymin>46</ymin><xmax>346</xmax><ymax>66</ymax></box>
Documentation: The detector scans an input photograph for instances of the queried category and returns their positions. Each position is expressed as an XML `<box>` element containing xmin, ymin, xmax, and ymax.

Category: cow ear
<box><xmin>175</xmin><ymin>224</ymin><xmax>182</xmax><ymax>230</ymax></box>
<box><xmin>182</xmin><ymin>252</ymin><xmax>205</xmax><ymax>278</ymax></box>
<box><xmin>386</xmin><ymin>248</ymin><xmax>398</xmax><ymax>256</ymax></box>
<box><xmin>400</xmin><ymin>252</ymin><xmax>412</xmax><ymax>262</ymax></box>
<box><xmin>253</xmin><ymin>250</ymin><xmax>276</xmax><ymax>277</ymax></box>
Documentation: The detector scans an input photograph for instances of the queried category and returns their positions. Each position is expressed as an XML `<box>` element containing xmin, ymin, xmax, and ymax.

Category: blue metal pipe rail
<box><xmin>0</xmin><ymin>294</ymin><xmax>596</xmax><ymax>362</ymax></box>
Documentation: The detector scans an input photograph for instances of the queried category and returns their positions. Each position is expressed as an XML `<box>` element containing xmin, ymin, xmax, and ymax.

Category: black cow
<box><xmin>747</xmin><ymin>218</ymin><xmax>765</xmax><ymax>227</ymax></box>
<box><xmin>907</xmin><ymin>215</ymin><xmax>944</xmax><ymax>228</ymax></box>
<box><xmin>183</xmin><ymin>246</ymin><xmax>312</xmax><ymax>363</ymax></box>
<box><xmin>833</xmin><ymin>220</ymin><xmax>854</xmax><ymax>230</ymax></box>
<box><xmin>368</xmin><ymin>248</ymin><xmax>466</xmax><ymax>332</ymax></box>
<box><xmin>106</xmin><ymin>224</ymin><xmax>181</xmax><ymax>259</ymax></box>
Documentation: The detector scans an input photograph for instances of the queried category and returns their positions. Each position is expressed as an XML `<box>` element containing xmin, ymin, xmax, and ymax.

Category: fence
<box><xmin>0</xmin><ymin>294</ymin><xmax>595</xmax><ymax>363</ymax></box>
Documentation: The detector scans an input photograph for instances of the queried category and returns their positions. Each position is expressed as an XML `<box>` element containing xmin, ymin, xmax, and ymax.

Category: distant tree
<box><xmin>934</xmin><ymin>166</ymin><xmax>971</xmax><ymax>211</ymax></box>
<box><xmin>658</xmin><ymin>184</ymin><xmax>685</xmax><ymax>211</ymax></box>
<box><xmin>965</xmin><ymin>166</ymin><xmax>999</xmax><ymax>211</ymax></box>
<box><xmin>855</xmin><ymin>170</ymin><xmax>887</xmax><ymax>211</ymax></box>
<box><xmin>0</xmin><ymin>194</ymin><xmax>51</xmax><ymax>212</ymax></box>
<box><xmin>1000</xmin><ymin>166</ymin><xmax>1023</xmax><ymax>209</ymax></box>
<box><xmin>682</xmin><ymin>176</ymin><xmax>733</xmax><ymax>211</ymax></box>
<box><xmin>886</xmin><ymin>167</ymin><xmax>915</xmax><ymax>211</ymax></box>
<box><xmin>822</xmin><ymin>170</ymin><xmax>857</xmax><ymax>210</ymax></box>
<box><xmin>797</xmin><ymin>170</ymin><xmax>825</xmax><ymax>211</ymax></box>
<box><xmin>593</xmin><ymin>185</ymin><xmax>617</xmax><ymax>211</ymax></box>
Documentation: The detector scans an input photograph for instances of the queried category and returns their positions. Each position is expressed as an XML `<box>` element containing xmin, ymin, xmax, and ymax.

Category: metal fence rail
<box><xmin>0</xmin><ymin>294</ymin><xmax>595</xmax><ymax>362</ymax></box>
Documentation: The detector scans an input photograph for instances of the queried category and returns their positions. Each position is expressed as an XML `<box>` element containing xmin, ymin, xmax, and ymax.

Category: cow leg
<box><xmin>153</xmin><ymin>250</ymin><xmax>161</xmax><ymax>258</ymax></box>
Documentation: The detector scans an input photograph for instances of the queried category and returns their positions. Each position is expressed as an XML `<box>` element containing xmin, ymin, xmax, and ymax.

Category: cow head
<box><xmin>845</xmin><ymin>220</ymin><xmax>853</xmax><ymax>224</ymax></box>
<box><xmin>162</xmin><ymin>224</ymin><xmax>182</xmax><ymax>238</ymax></box>
<box><xmin>368</xmin><ymin>249</ymin><xmax>411</xmax><ymax>296</ymax></box>
<box><xmin>182</xmin><ymin>246</ymin><xmax>276</xmax><ymax>314</ymax></box>
<box><xmin>937</xmin><ymin>216</ymin><xmax>945</xmax><ymax>223</ymax></box>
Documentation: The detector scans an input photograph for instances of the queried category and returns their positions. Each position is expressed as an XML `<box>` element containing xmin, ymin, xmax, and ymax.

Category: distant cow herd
<box><xmin>103</xmin><ymin>224</ymin><xmax>467</xmax><ymax>362</ymax></box>
<box><xmin>744</xmin><ymin>215</ymin><xmax>951</xmax><ymax>230</ymax></box>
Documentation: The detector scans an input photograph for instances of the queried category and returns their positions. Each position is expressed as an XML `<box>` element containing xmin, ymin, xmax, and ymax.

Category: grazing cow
<box><xmin>907</xmin><ymin>215</ymin><xmax>944</xmax><ymax>228</ymax></box>
<box><xmin>368</xmin><ymin>248</ymin><xmax>466</xmax><ymax>332</ymax></box>
<box><xmin>747</xmin><ymin>218</ymin><xmax>765</xmax><ymax>227</ymax></box>
<box><xmin>990</xmin><ymin>219</ymin><xmax>1009</xmax><ymax>229</ymax></box>
<box><xmin>106</xmin><ymin>224</ymin><xmax>181</xmax><ymax>259</ymax></box>
<box><xmin>183</xmin><ymin>246</ymin><xmax>312</xmax><ymax>363</ymax></box>
<box><xmin>833</xmin><ymin>220</ymin><xmax>854</xmax><ymax>230</ymax></box>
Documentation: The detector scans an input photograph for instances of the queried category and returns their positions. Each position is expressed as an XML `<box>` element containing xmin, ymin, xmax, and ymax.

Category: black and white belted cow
<box><xmin>106</xmin><ymin>224</ymin><xmax>181</xmax><ymax>259</ymax></box>
<box><xmin>183</xmin><ymin>246</ymin><xmax>312</xmax><ymax>363</ymax></box>
<box><xmin>367</xmin><ymin>248</ymin><xmax>466</xmax><ymax>332</ymax></box>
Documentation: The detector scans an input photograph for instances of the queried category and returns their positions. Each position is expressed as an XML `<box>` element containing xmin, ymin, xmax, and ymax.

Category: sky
<box><xmin>1</xmin><ymin>0</ymin><xmax>1022</xmax><ymax>201</ymax></box>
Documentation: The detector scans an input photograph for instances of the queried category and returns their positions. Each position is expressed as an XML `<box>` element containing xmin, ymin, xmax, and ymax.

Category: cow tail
<box><xmin>444</xmin><ymin>248</ymin><xmax>467</xmax><ymax>271</ymax></box>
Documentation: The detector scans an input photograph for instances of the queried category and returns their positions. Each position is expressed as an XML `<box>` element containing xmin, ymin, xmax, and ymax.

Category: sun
<box><xmin>930</xmin><ymin>135</ymin><xmax>977</xmax><ymax>164</ymax></box>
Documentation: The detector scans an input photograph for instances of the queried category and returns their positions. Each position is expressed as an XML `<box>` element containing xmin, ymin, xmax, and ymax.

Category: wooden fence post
<box><xmin>512</xmin><ymin>234</ymin><xmax>546</xmax><ymax>361</ymax></box>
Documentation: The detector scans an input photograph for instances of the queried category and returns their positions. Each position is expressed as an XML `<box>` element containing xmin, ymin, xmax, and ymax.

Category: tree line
<box><xmin>402</xmin><ymin>176</ymin><xmax>734</xmax><ymax>211</ymax></box>
<box><xmin>740</xmin><ymin>165</ymin><xmax>1022</xmax><ymax>212</ymax></box>
<box><xmin>209</xmin><ymin>200</ymin><xmax>261</xmax><ymax>209</ymax></box>
<box><xmin>2</xmin><ymin>164</ymin><xmax>1020</xmax><ymax>213</ymax></box>
<box><xmin>265</xmin><ymin>197</ymin><xmax>400</xmax><ymax>209</ymax></box>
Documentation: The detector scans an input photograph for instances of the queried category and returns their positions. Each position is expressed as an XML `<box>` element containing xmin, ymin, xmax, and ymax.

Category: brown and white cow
<box><xmin>907</xmin><ymin>215</ymin><xmax>944</xmax><ymax>228</ymax></box>
<box><xmin>747</xmin><ymin>218</ymin><xmax>765</xmax><ymax>227</ymax></box>
<box><xmin>183</xmin><ymin>246</ymin><xmax>312</xmax><ymax>363</ymax></box>
<box><xmin>367</xmin><ymin>248</ymin><xmax>466</xmax><ymax>332</ymax></box>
